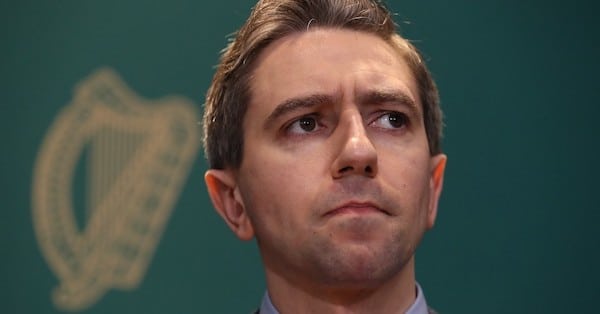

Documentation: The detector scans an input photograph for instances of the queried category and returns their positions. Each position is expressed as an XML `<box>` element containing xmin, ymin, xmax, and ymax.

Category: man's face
<box><xmin>208</xmin><ymin>29</ymin><xmax>445</xmax><ymax>289</ymax></box>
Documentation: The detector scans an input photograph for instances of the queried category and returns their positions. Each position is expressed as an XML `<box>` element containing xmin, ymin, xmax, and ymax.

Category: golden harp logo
<box><xmin>31</xmin><ymin>68</ymin><xmax>200</xmax><ymax>311</ymax></box>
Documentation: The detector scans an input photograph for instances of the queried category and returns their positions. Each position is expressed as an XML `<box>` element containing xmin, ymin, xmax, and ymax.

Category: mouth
<box><xmin>324</xmin><ymin>201</ymin><xmax>391</xmax><ymax>217</ymax></box>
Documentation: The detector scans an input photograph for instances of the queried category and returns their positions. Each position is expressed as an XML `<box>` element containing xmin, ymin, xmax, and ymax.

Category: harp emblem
<box><xmin>31</xmin><ymin>68</ymin><xmax>200</xmax><ymax>311</ymax></box>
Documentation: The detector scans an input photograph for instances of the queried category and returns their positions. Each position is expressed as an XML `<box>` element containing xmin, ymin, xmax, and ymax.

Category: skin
<box><xmin>206</xmin><ymin>28</ymin><xmax>446</xmax><ymax>313</ymax></box>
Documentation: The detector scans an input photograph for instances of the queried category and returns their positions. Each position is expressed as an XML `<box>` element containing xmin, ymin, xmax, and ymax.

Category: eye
<box><xmin>373</xmin><ymin>111</ymin><xmax>408</xmax><ymax>129</ymax></box>
<box><xmin>287</xmin><ymin>116</ymin><xmax>322</xmax><ymax>134</ymax></box>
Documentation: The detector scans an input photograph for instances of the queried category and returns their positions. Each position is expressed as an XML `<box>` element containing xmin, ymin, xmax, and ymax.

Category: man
<box><xmin>202</xmin><ymin>0</ymin><xmax>447</xmax><ymax>313</ymax></box>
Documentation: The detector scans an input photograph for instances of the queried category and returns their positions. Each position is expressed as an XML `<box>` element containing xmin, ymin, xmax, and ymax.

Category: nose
<box><xmin>331</xmin><ymin>110</ymin><xmax>378</xmax><ymax>179</ymax></box>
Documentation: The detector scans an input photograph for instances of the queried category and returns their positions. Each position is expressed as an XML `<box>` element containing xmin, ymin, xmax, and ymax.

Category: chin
<box><xmin>309</xmin><ymin>243</ymin><xmax>408</xmax><ymax>288</ymax></box>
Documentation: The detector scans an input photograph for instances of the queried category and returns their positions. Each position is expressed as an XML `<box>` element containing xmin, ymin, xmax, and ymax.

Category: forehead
<box><xmin>248</xmin><ymin>28</ymin><xmax>420</xmax><ymax>112</ymax></box>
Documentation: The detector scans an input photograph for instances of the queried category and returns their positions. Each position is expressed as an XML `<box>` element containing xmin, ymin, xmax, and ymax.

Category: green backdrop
<box><xmin>2</xmin><ymin>0</ymin><xmax>599</xmax><ymax>313</ymax></box>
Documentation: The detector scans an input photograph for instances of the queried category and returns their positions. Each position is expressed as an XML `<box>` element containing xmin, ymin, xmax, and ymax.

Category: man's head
<box><xmin>203</xmin><ymin>0</ymin><xmax>443</xmax><ymax>170</ymax></box>
<box><xmin>203</xmin><ymin>0</ymin><xmax>446</xmax><ymax>297</ymax></box>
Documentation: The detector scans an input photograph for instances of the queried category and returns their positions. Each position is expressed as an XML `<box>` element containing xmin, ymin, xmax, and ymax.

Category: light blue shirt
<box><xmin>259</xmin><ymin>282</ymin><xmax>430</xmax><ymax>314</ymax></box>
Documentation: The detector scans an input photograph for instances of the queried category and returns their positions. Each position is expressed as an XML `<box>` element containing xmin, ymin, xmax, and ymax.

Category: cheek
<box><xmin>382</xmin><ymin>156</ymin><xmax>432</xmax><ymax>240</ymax></box>
<box><xmin>243</xmin><ymin>139</ymin><xmax>327</xmax><ymax>197</ymax></box>
<box><xmin>380</xmin><ymin>150</ymin><xmax>432</xmax><ymax>206</ymax></box>
<box><xmin>239</xmin><ymin>155</ymin><xmax>320</xmax><ymax>230</ymax></box>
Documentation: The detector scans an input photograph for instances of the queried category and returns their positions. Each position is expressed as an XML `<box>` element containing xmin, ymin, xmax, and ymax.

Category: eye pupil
<box><xmin>299</xmin><ymin>117</ymin><xmax>316</xmax><ymax>131</ymax></box>
<box><xmin>388</xmin><ymin>113</ymin><xmax>406</xmax><ymax>128</ymax></box>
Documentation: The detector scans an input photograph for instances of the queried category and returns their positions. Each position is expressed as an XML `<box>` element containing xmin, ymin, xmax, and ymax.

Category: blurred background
<box><xmin>2</xmin><ymin>0</ymin><xmax>599</xmax><ymax>313</ymax></box>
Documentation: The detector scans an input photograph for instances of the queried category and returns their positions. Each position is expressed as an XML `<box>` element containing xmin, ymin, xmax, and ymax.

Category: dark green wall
<box><xmin>2</xmin><ymin>0</ymin><xmax>598</xmax><ymax>313</ymax></box>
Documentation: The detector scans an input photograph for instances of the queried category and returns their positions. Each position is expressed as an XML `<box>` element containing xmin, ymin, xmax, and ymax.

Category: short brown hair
<box><xmin>203</xmin><ymin>0</ymin><xmax>442</xmax><ymax>169</ymax></box>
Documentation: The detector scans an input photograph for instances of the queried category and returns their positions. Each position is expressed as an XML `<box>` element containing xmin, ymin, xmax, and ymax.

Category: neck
<box><xmin>264</xmin><ymin>258</ymin><xmax>417</xmax><ymax>314</ymax></box>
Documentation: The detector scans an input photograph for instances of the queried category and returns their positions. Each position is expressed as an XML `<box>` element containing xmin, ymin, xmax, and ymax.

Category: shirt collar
<box><xmin>259</xmin><ymin>282</ymin><xmax>430</xmax><ymax>314</ymax></box>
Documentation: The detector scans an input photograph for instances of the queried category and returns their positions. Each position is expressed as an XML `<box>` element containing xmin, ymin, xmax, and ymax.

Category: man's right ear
<box><xmin>204</xmin><ymin>169</ymin><xmax>254</xmax><ymax>241</ymax></box>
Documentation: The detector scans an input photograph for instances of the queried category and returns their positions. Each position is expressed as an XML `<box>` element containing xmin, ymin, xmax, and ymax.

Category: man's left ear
<box><xmin>427</xmin><ymin>154</ymin><xmax>447</xmax><ymax>229</ymax></box>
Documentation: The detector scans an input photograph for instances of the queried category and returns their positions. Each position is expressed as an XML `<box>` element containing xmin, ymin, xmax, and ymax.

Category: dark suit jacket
<box><xmin>254</xmin><ymin>307</ymin><xmax>439</xmax><ymax>313</ymax></box>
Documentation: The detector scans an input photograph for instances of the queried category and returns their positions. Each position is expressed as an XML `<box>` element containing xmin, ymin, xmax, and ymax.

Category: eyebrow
<box><xmin>264</xmin><ymin>93</ymin><xmax>333</xmax><ymax>128</ymax></box>
<box><xmin>356</xmin><ymin>89</ymin><xmax>421</xmax><ymax>117</ymax></box>
<box><xmin>263</xmin><ymin>89</ymin><xmax>420</xmax><ymax>128</ymax></box>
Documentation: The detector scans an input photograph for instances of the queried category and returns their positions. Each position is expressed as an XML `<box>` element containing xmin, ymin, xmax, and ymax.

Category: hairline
<box><xmin>204</xmin><ymin>2</ymin><xmax>442</xmax><ymax>170</ymax></box>
<box><xmin>230</xmin><ymin>28</ymin><xmax>427</xmax><ymax>166</ymax></box>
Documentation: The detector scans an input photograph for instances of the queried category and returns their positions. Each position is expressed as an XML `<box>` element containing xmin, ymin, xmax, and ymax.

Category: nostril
<box><xmin>364</xmin><ymin>165</ymin><xmax>373</xmax><ymax>173</ymax></box>
<box><xmin>339</xmin><ymin>166</ymin><xmax>353</xmax><ymax>173</ymax></box>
